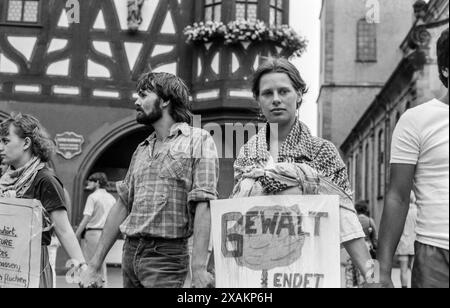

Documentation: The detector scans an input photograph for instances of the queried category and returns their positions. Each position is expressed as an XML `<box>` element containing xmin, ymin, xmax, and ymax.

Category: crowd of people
<box><xmin>0</xmin><ymin>28</ymin><xmax>447</xmax><ymax>289</ymax></box>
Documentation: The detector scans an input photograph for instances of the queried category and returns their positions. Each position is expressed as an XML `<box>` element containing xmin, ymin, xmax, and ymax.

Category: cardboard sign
<box><xmin>211</xmin><ymin>195</ymin><xmax>341</xmax><ymax>288</ymax></box>
<box><xmin>0</xmin><ymin>198</ymin><xmax>42</xmax><ymax>289</ymax></box>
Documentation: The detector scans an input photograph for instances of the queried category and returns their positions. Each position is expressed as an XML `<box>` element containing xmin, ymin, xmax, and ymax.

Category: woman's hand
<box><xmin>79</xmin><ymin>264</ymin><xmax>104</xmax><ymax>288</ymax></box>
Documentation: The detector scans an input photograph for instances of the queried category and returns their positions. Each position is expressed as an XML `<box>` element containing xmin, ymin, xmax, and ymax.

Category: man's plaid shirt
<box><xmin>117</xmin><ymin>123</ymin><xmax>219</xmax><ymax>239</ymax></box>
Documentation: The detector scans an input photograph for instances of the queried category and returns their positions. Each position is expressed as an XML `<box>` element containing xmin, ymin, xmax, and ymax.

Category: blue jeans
<box><xmin>122</xmin><ymin>237</ymin><xmax>189</xmax><ymax>288</ymax></box>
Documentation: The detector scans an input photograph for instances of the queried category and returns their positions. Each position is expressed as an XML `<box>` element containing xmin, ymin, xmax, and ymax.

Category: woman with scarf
<box><xmin>0</xmin><ymin>113</ymin><xmax>86</xmax><ymax>288</ymax></box>
<box><xmin>232</xmin><ymin>58</ymin><xmax>374</xmax><ymax>286</ymax></box>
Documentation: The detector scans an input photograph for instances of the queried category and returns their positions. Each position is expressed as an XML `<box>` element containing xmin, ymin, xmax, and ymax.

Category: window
<box><xmin>357</xmin><ymin>18</ymin><xmax>377</xmax><ymax>62</ymax></box>
<box><xmin>347</xmin><ymin>158</ymin><xmax>352</xmax><ymax>186</ymax></box>
<box><xmin>235</xmin><ymin>0</ymin><xmax>258</xmax><ymax>22</ymax></box>
<box><xmin>355</xmin><ymin>152</ymin><xmax>362</xmax><ymax>201</ymax></box>
<box><xmin>377</xmin><ymin>130</ymin><xmax>385</xmax><ymax>198</ymax></box>
<box><xmin>204</xmin><ymin>0</ymin><xmax>222</xmax><ymax>22</ymax></box>
<box><xmin>270</xmin><ymin>0</ymin><xmax>284</xmax><ymax>26</ymax></box>
<box><xmin>396</xmin><ymin>112</ymin><xmax>401</xmax><ymax>123</ymax></box>
<box><xmin>405</xmin><ymin>101</ymin><xmax>411</xmax><ymax>111</ymax></box>
<box><xmin>364</xmin><ymin>143</ymin><xmax>370</xmax><ymax>200</ymax></box>
<box><xmin>393</xmin><ymin>111</ymin><xmax>401</xmax><ymax>129</ymax></box>
<box><xmin>5</xmin><ymin>0</ymin><xmax>40</xmax><ymax>24</ymax></box>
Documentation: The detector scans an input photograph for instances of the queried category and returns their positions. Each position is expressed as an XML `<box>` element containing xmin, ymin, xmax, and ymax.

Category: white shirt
<box><xmin>83</xmin><ymin>189</ymin><xmax>116</xmax><ymax>230</ymax></box>
<box><xmin>391</xmin><ymin>99</ymin><xmax>449</xmax><ymax>250</ymax></box>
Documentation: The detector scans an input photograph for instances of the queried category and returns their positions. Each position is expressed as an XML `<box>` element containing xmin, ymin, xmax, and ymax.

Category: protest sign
<box><xmin>211</xmin><ymin>195</ymin><xmax>340</xmax><ymax>288</ymax></box>
<box><xmin>0</xmin><ymin>198</ymin><xmax>42</xmax><ymax>288</ymax></box>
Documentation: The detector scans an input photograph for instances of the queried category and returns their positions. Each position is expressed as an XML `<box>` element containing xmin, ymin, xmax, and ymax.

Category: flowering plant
<box><xmin>184</xmin><ymin>20</ymin><xmax>307</xmax><ymax>57</ymax></box>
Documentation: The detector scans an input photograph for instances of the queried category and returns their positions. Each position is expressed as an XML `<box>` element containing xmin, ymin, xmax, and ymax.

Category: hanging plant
<box><xmin>184</xmin><ymin>20</ymin><xmax>308</xmax><ymax>57</ymax></box>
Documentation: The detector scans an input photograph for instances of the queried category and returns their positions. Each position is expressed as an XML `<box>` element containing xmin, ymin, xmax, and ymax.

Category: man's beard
<box><xmin>136</xmin><ymin>100</ymin><xmax>163</xmax><ymax>125</ymax></box>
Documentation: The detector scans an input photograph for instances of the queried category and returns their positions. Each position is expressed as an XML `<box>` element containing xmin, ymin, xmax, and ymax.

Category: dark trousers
<box><xmin>122</xmin><ymin>237</ymin><xmax>189</xmax><ymax>288</ymax></box>
<box><xmin>412</xmin><ymin>242</ymin><xmax>449</xmax><ymax>288</ymax></box>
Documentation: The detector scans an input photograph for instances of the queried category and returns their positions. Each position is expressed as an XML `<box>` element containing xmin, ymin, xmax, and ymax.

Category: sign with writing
<box><xmin>0</xmin><ymin>198</ymin><xmax>42</xmax><ymax>289</ymax></box>
<box><xmin>55</xmin><ymin>132</ymin><xmax>84</xmax><ymax>160</ymax></box>
<box><xmin>211</xmin><ymin>195</ymin><xmax>340</xmax><ymax>288</ymax></box>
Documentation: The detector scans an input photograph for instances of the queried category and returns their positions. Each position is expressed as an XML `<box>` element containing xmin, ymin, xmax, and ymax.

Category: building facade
<box><xmin>0</xmin><ymin>0</ymin><xmax>292</xmax><ymax>226</ymax></box>
<box><xmin>318</xmin><ymin>0</ymin><xmax>416</xmax><ymax>150</ymax></box>
<box><xmin>340</xmin><ymin>0</ymin><xmax>449</xmax><ymax>224</ymax></box>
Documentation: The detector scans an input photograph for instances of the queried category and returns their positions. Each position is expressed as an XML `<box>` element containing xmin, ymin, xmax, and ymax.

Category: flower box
<box><xmin>184</xmin><ymin>20</ymin><xmax>307</xmax><ymax>57</ymax></box>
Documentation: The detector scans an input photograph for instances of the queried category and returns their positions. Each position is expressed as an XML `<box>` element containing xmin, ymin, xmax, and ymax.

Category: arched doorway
<box><xmin>73</xmin><ymin>118</ymin><xmax>153</xmax><ymax>225</ymax></box>
<box><xmin>74</xmin><ymin>128</ymin><xmax>152</xmax><ymax>222</ymax></box>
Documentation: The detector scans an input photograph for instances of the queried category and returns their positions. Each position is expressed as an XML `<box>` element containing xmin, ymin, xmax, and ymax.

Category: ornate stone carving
<box><xmin>409</xmin><ymin>25</ymin><xmax>432</xmax><ymax>50</ymax></box>
<box><xmin>413</xmin><ymin>0</ymin><xmax>428</xmax><ymax>20</ymax></box>
<box><xmin>128</xmin><ymin>0</ymin><xmax>145</xmax><ymax>32</ymax></box>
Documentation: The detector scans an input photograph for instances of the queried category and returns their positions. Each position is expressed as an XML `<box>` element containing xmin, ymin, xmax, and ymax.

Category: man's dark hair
<box><xmin>88</xmin><ymin>172</ymin><xmax>108</xmax><ymax>188</ymax></box>
<box><xmin>252</xmin><ymin>57</ymin><xmax>308</xmax><ymax>107</ymax></box>
<box><xmin>136</xmin><ymin>72</ymin><xmax>192</xmax><ymax>123</ymax></box>
<box><xmin>355</xmin><ymin>200</ymin><xmax>370</xmax><ymax>216</ymax></box>
<box><xmin>437</xmin><ymin>28</ymin><xmax>449</xmax><ymax>88</ymax></box>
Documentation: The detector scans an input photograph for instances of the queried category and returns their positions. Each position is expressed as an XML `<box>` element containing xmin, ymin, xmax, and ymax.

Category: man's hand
<box><xmin>192</xmin><ymin>267</ymin><xmax>214</xmax><ymax>288</ymax></box>
<box><xmin>79</xmin><ymin>264</ymin><xmax>104</xmax><ymax>288</ymax></box>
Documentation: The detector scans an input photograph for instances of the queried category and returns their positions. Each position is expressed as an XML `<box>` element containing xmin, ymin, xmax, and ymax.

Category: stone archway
<box><xmin>72</xmin><ymin>115</ymin><xmax>152</xmax><ymax>223</ymax></box>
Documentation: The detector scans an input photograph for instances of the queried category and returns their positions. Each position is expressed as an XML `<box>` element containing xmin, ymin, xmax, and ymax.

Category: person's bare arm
<box><xmin>343</xmin><ymin>238</ymin><xmax>373</xmax><ymax>279</ymax></box>
<box><xmin>79</xmin><ymin>199</ymin><xmax>128</xmax><ymax>287</ymax></box>
<box><xmin>51</xmin><ymin>210</ymin><xmax>86</xmax><ymax>264</ymax></box>
<box><xmin>377</xmin><ymin>163</ymin><xmax>415</xmax><ymax>287</ymax></box>
<box><xmin>75</xmin><ymin>215</ymin><xmax>91</xmax><ymax>241</ymax></box>
<box><xmin>90</xmin><ymin>199</ymin><xmax>128</xmax><ymax>269</ymax></box>
<box><xmin>191</xmin><ymin>202</ymin><xmax>214</xmax><ymax>288</ymax></box>
<box><xmin>369</xmin><ymin>218</ymin><xmax>378</xmax><ymax>249</ymax></box>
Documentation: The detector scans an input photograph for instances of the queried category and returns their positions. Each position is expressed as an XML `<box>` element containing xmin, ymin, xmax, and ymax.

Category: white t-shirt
<box><xmin>83</xmin><ymin>189</ymin><xmax>116</xmax><ymax>230</ymax></box>
<box><xmin>391</xmin><ymin>99</ymin><xmax>449</xmax><ymax>250</ymax></box>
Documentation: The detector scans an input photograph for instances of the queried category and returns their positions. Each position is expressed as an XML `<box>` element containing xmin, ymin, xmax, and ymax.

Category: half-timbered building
<box><xmin>0</xmin><ymin>0</ymin><xmax>292</xmax><ymax>230</ymax></box>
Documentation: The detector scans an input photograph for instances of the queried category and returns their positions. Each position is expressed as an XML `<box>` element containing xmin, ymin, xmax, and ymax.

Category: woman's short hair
<box><xmin>0</xmin><ymin>113</ymin><xmax>55</xmax><ymax>163</ymax></box>
<box><xmin>137</xmin><ymin>72</ymin><xmax>192</xmax><ymax>124</ymax></box>
<box><xmin>437</xmin><ymin>28</ymin><xmax>449</xmax><ymax>88</ymax></box>
<box><xmin>252</xmin><ymin>57</ymin><xmax>308</xmax><ymax>101</ymax></box>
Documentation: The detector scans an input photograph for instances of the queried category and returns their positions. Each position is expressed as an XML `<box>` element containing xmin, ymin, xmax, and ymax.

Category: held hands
<box><xmin>363</xmin><ymin>272</ymin><xmax>395</xmax><ymax>288</ymax></box>
<box><xmin>79</xmin><ymin>264</ymin><xmax>104</xmax><ymax>288</ymax></box>
<box><xmin>364</xmin><ymin>280</ymin><xmax>395</xmax><ymax>288</ymax></box>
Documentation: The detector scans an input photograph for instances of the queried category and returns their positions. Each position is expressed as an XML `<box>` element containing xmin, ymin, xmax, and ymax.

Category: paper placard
<box><xmin>211</xmin><ymin>195</ymin><xmax>340</xmax><ymax>288</ymax></box>
<box><xmin>0</xmin><ymin>198</ymin><xmax>42</xmax><ymax>289</ymax></box>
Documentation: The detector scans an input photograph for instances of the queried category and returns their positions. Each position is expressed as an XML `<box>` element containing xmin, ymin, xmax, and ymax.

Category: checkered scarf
<box><xmin>234</xmin><ymin>120</ymin><xmax>352</xmax><ymax>196</ymax></box>
<box><xmin>0</xmin><ymin>157</ymin><xmax>45</xmax><ymax>198</ymax></box>
<box><xmin>0</xmin><ymin>157</ymin><xmax>55</xmax><ymax>232</ymax></box>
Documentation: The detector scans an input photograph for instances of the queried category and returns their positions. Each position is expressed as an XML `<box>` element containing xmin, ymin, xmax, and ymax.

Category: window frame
<box><xmin>204</xmin><ymin>0</ymin><xmax>223</xmax><ymax>23</ymax></box>
<box><xmin>1</xmin><ymin>0</ymin><xmax>42</xmax><ymax>27</ymax></box>
<box><xmin>355</xmin><ymin>152</ymin><xmax>362</xmax><ymax>201</ymax></box>
<box><xmin>405</xmin><ymin>101</ymin><xmax>411</xmax><ymax>111</ymax></box>
<box><xmin>377</xmin><ymin>129</ymin><xmax>385</xmax><ymax>199</ymax></box>
<box><xmin>269</xmin><ymin>0</ymin><xmax>284</xmax><ymax>26</ymax></box>
<box><xmin>356</xmin><ymin>18</ymin><xmax>377</xmax><ymax>63</ymax></box>
<box><xmin>235</xmin><ymin>0</ymin><xmax>259</xmax><ymax>22</ymax></box>
<box><xmin>364</xmin><ymin>142</ymin><xmax>371</xmax><ymax>200</ymax></box>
